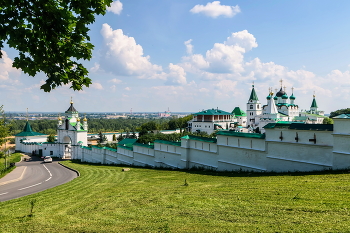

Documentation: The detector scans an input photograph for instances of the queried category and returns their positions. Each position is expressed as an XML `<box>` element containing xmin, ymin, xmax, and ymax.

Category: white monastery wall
<box><xmin>116</xmin><ymin>147</ymin><xmax>134</xmax><ymax>165</ymax></box>
<box><xmin>217</xmin><ymin>135</ymin><xmax>266</xmax><ymax>172</ymax></box>
<box><xmin>154</xmin><ymin>142</ymin><xmax>182</xmax><ymax>168</ymax></box>
<box><xmin>265</xmin><ymin>129</ymin><xmax>333</xmax><ymax>172</ymax></box>
<box><xmin>332</xmin><ymin>119</ymin><xmax>350</xmax><ymax>169</ymax></box>
<box><xmin>17</xmin><ymin>118</ymin><xmax>350</xmax><ymax>173</ymax></box>
<box><xmin>133</xmin><ymin>145</ymin><xmax>155</xmax><ymax>167</ymax></box>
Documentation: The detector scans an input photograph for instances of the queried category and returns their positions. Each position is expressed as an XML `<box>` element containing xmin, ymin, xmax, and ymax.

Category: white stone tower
<box><xmin>57</xmin><ymin>99</ymin><xmax>88</xmax><ymax>159</ymax></box>
<box><xmin>246</xmin><ymin>84</ymin><xmax>262</xmax><ymax>127</ymax></box>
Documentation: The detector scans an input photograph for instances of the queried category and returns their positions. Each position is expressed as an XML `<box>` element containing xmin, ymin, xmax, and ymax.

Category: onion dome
<box><xmin>282</xmin><ymin>93</ymin><xmax>288</xmax><ymax>99</ymax></box>
<box><xmin>276</xmin><ymin>87</ymin><xmax>286</xmax><ymax>97</ymax></box>
<box><xmin>77</xmin><ymin>118</ymin><xmax>80</xmax><ymax>122</ymax></box>
<box><xmin>83</xmin><ymin>116</ymin><xmax>87</xmax><ymax>121</ymax></box>
<box><xmin>274</xmin><ymin>95</ymin><xmax>278</xmax><ymax>100</ymax></box>
<box><xmin>266</xmin><ymin>94</ymin><xmax>271</xmax><ymax>100</ymax></box>
<box><xmin>58</xmin><ymin>116</ymin><xmax>62</xmax><ymax>121</ymax></box>
<box><xmin>290</xmin><ymin>93</ymin><xmax>295</xmax><ymax>100</ymax></box>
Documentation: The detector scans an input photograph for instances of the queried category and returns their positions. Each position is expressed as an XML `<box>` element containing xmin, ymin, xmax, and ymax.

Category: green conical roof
<box><xmin>248</xmin><ymin>85</ymin><xmax>259</xmax><ymax>101</ymax></box>
<box><xmin>232</xmin><ymin>107</ymin><xmax>246</xmax><ymax>116</ymax></box>
<box><xmin>311</xmin><ymin>96</ymin><xmax>318</xmax><ymax>108</ymax></box>
<box><xmin>15</xmin><ymin>121</ymin><xmax>46</xmax><ymax>137</ymax></box>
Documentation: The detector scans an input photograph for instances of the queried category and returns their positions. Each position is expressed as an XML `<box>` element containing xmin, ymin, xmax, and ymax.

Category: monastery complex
<box><xmin>14</xmin><ymin>83</ymin><xmax>350</xmax><ymax>173</ymax></box>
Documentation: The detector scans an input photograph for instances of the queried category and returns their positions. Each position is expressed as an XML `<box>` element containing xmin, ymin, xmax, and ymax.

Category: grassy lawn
<box><xmin>0</xmin><ymin>153</ymin><xmax>23</xmax><ymax>179</ymax></box>
<box><xmin>1</xmin><ymin>161</ymin><xmax>350</xmax><ymax>232</ymax></box>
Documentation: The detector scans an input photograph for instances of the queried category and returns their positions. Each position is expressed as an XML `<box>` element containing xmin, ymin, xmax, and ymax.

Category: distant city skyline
<box><xmin>1</xmin><ymin>0</ymin><xmax>350</xmax><ymax>114</ymax></box>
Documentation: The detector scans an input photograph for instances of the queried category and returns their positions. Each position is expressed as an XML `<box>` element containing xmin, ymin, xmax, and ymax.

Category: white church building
<box><xmin>15</xmin><ymin>100</ymin><xmax>88</xmax><ymax>159</ymax></box>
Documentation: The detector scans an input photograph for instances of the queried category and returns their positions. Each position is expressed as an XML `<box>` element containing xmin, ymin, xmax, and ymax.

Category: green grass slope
<box><xmin>0</xmin><ymin>153</ymin><xmax>23</xmax><ymax>179</ymax></box>
<box><xmin>1</xmin><ymin>161</ymin><xmax>350</xmax><ymax>232</ymax></box>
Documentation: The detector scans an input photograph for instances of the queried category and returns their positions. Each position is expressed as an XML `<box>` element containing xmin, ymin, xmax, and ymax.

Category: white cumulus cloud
<box><xmin>107</xmin><ymin>0</ymin><xmax>123</xmax><ymax>15</ymax></box>
<box><xmin>109</xmin><ymin>78</ymin><xmax>122</xmax><ymax>84</ymax></box>
<box><xmin>190</xmin><ymin>1</ymin><xmax>241</xmax><ymax>18</ymax></box>
<box><xmin>184</xmin><ymin>39</ymin><xmax>193</xmax><ymax>54</ymax></box>
<box><xmin>99</xmin><ymin>23</ymin><xmax>163</xmax><ymax>79</ymax></box>
<box><xmin>91</xmin><ymin>82</ymin><xmax>103</xmax><ymax>90</ymax></box>
<box><xmin>181</xmin><ymin>30</ymin><xmax>257</xmax><ymax>75</ymax></box>
<box><xmin>0</xmin><ymin>50</ymin><xmax>21</xmax><ymax>81</ymax></box>
<box><xmin>225</xmin><ymin>30</ymin><xmax>258</xmax><ymax>52</ymax></box>
<box><xmin>166</xmin><ymin>63</ymin><xmax>187</xmax><ymax>85</ymax></box>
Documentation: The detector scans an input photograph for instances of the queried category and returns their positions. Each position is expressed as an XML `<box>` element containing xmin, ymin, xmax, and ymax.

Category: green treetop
<box><xmin>0</xmin><ymin>0</ymin><xmax>113</xmax><ymax>92</ymax></box>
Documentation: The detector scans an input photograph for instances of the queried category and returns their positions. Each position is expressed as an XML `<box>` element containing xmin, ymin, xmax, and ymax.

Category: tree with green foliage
<box><xmin>329</xmin><ymin>108</ymin><xmax>350</xmax><ymax>118</ymax></box>
<box><xmin>323</xmin><ymin>117</ymin><xmax>334</xmax><ymax>124</ymax></box>
<box><xmin>0</xmin><ymin>106</ymin><xmax>10</xmax><ymax>170</ymax></box>
<box><xmin>112</xmin><ymin>134</ymin><xmax>117</xmax><ymax>141</ymax></box>
<box><xmin>98</xmin><ymin>132</ymin><xmax>107</xmax><ymax>143</ymax></box>
<box><xmin>47</xmin><ymin>134</ymin><xmax>55</xmax><ymax>142</ymax></box>
<box><xmin>0</xmin><ymin>0</ymin><xmax>113</xmax><ymax>92</ymax></box>
<box><xmin>117</xmin><ymin>134</ymin><xmax>124</xmax><ymax>142</ymax></box>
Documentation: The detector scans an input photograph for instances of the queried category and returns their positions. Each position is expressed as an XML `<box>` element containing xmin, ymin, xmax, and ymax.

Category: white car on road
<box><xmin>43</xmin><ymin>156</ymin><xmax>53</xmax><ymax>163</ymax></box>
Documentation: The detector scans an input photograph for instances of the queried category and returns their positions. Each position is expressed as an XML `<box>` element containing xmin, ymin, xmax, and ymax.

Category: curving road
<box><xmin>0</xmin><ymin>157</ymin><xmax>77</xmax><ymax>202</ymax></box>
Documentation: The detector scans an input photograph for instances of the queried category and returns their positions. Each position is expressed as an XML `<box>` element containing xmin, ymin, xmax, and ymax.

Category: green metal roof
<box><xmin>311</xmin><ymin>97</ymin><xmax>318</xmax><ymax>108</ymax></box>
<box><xmin>304</xmin><ymin>113</ymin><xmax>326</xmax><ymax>118</ymax></box>
<box><xmin>264</xmin><ymin>122</ymin><xmax>333</xmax><ymax>131</ymax></box>
<box><xmin>290</xmin><ymin>93</ymin><xmax>295</xmax><ymax>99</ymax></box>
<box><xmin>289</xmin><ymin>124</ymin><xmax>333</xmax><ymax>131</ymax></box>
<box><xmin>117</xmin><ymin>144</ymin><xmax>133</xmax><ymax>151</ymax></box>
<box><xmin>118</xmin><ymin>138</ymin><xmax>137</xmax><ymax>147</ymax></box>
<box><xmin>15</xmin><ymin>121</ymin><xmax>46</xmax><ymax>137</ymax></box>
<box><xmin>181</xmin><ymin>135</ymin><xmax>217</xmax><ymax>143</ymax></box>
<box><xmin>248</xmin><ymin>85</ymin><xmax>259</xmax><ymax>101</ymax></box>
<box><xmin>232</xmin><ymin>107</ymin><xmax>246</xmax><ymax>116</ymax></box>
<box><xmin>193</xmin><ymin>109</ymin><xmax>232</xmax><ymax>116</ymax></box>
<box><xmin>70</xmin><ymin>121</ymin><xmax>86</xmax><ymax>131</ymax></box>
<box><xmin>263</xmin><ymin>123</ymin><xmax>292</xmax><ymax>129</ymax></box>
<box><xmin>154</xmin><ymin>140</ymin><xmax>181</xmax><ymax>147</ymax></box>
<box><xmin>293</xmin><ymin>116</ymin><xmax>308</xmax><ymax>121</ymax></box>
<box><xmin>133</xmin><ymin>142</ymin><xmax>155</xmax><ymax>149</ymax></box>
<box><xmin>217</xmin><ymin>131</ymin><xmax>265</xmax><ymax>139</ymax></box>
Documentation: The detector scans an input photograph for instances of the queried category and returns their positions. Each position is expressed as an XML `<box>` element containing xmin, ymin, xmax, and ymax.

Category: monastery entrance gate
<box><xmin>63</xmin><ymin>136</ymin><xmax>72</xmax><ymax>159</ymax></box>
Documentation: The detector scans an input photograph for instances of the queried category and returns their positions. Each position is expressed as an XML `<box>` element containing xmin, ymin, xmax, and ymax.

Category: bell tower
<box><xmin>246</xmin><ymin>84</ymin><xmax>262</xmax><ymax>127</ymax></box>
<box><xmin>57</xmin><ymin>98</ymin><xmax>88</xmax><ymax>159</ymax></box>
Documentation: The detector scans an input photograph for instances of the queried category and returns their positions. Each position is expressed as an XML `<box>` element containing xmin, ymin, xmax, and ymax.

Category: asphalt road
<box><xmin>0</xmin><ymin>157</ymin><xmax>78</xmax><ymax>202</ymax></box>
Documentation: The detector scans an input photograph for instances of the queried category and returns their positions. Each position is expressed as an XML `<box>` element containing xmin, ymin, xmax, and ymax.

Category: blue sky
<box><xmin>1</xmin><ymin>0</ymin><xmax>350</xmax><ymax>114</ymax></box>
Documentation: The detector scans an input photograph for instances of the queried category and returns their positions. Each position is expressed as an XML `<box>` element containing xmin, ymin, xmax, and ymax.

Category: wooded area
<box><xmin>8</xmin><ymin>115</ymin><xmax>193</xmax><ymax>136</ymax></box>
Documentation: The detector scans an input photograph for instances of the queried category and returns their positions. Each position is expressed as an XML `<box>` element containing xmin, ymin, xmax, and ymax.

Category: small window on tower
<box><xmin>250</xmin><ymin>105</ymin><xmax>253</xmax><ymax>109</ymax></box>
<box><xmin>257</xmin><ymin>105</ymin><xmax>260</xmax><ymax>109</ymax></box>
